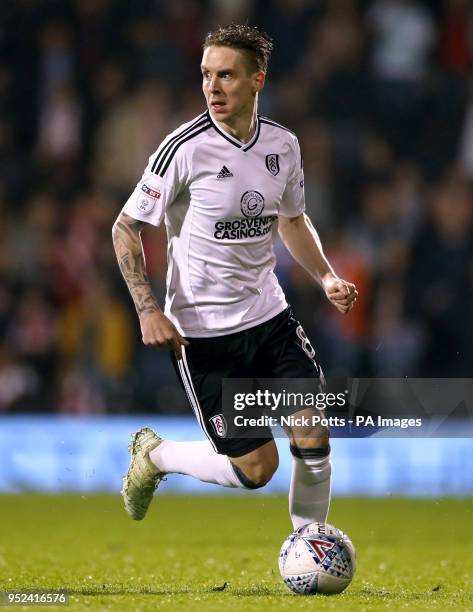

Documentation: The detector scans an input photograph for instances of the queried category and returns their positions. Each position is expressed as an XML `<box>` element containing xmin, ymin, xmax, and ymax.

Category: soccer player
<box><xmin>112</xmin><ymin>25</ymin><xmax>357</xmax><ymax>528</ymax></box>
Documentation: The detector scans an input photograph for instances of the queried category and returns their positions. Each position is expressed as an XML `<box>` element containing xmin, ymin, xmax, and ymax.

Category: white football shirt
<box><xmin>122</xmin><ymin>110</ymin><xmax>305</xmax><ymax>337</ymax></box>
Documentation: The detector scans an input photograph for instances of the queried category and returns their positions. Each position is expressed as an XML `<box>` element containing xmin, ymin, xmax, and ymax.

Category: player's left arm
<box><xmin>278</xmin><ymin>213</ymin><xmax>358</xmax><ymax>314</ymax></box>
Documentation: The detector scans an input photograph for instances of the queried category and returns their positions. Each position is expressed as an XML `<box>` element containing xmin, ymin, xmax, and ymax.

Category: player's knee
<box><xmin>288</xmin><ymin>411</ymin><xmax>329</xmax><ymax>446</ymax></box>
<box><xmin>243</xmin><ymin>465</ymin><xmax>276</xmax><ymax>489</ymax></box>
<box><xmin>251</xmin><ymin>458</ymin><xmax>279</xmax><ymax>487</ymax></box>
<box><xmin>292</xmin><ymin>433</ymin><xmax>330</xmax><ymax>450</ymax></box>
<box><xmin>290</xmin><ymin>421</ymin><xmax>329</xmax><ymax>450</ymax></box>
<box><xmin>290</xmin><ymin>442</ymin><xmax>330</xmax><ymax>461</ymax></box>
<box><xmin>231</xmin><ymin>456</ymin><xmax>279</xmax><ymax>489</ymax></box>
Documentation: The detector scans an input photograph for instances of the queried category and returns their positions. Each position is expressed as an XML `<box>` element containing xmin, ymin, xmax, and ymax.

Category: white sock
<box><xmin>289</xmin><ymin>452</ymin><xmax>332</xmax><ymax>530</ymax></box>
<box><xmin>149</xmin><ymin>440</ymin><xmax>244</xmax><ymax>488</ymax></box>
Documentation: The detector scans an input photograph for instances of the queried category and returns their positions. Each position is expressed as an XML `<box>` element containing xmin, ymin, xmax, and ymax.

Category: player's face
<box><xmin>201</xmin><ymin>46</ymin><xmax>265</xmax><ymax>123</ymax></box>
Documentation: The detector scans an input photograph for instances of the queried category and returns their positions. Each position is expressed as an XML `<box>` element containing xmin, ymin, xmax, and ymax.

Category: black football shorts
<box><xmin>171</xmin><ymin>307</ymin><xmax>323</xmax><ymax>457</ymax></box>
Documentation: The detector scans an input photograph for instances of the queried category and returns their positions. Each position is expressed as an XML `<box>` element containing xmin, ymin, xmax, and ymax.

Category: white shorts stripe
<box><xmin>178</xmin><ymin>347</ymin><xmax>218</xmax><ymax>452</ymax></box>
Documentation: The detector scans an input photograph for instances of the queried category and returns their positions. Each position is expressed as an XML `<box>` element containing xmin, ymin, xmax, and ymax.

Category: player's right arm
<box><xmin>112</xmin><ymin>114</ymin><xmax>202</xmax><ymax>356</ymax></box>
<box><xmin>112</xmin><ymin>211</ymin><xmax>189</xmax><ymax>359</ymax></box>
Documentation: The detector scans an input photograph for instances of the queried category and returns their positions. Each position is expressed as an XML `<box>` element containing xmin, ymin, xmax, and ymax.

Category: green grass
<box><xmin>0</xmin><ymin>495</ymin><xmax>472</xmax><ymax>611</ymax></box>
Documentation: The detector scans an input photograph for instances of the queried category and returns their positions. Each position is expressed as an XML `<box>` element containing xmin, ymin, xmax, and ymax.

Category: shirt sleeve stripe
<box><xmin>259</xmin><ymin>117</ymin><xmax>296</xmax><ymax>136</ymax></box>
<box><xmin>150</xmin><ymin>112</ymin><xmax>208</xmax><ymax>174</ymax></box>
<box><xmin>157</xmin><ymin>123</ymin><xmax>212</xmax><ymax>177</ymax></box>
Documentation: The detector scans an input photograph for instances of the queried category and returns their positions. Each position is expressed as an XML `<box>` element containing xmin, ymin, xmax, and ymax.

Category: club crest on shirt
<box><xmin>265</xmin><ymin>154</ymin><xmax>280</xmax><ymax>176</ymax></box>
<box><xmin>240</xmin><ymin>190</ymin><xmax>265</xmax><ymax>218</ymax></box>
<box><xmin>210</xmin><ymin>414</ymin><xmax>227</xmax><ymax>438</ymax></box>
<box><xmin>137</xmin><ymin>184</ymin><xmax>161</xmax><ymax>214</ymax></box>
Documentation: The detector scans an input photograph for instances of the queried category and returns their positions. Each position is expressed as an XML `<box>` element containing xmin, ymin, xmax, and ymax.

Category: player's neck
<box><xmin>213</xmin><ymin>104</ymin><xmax>258</xmax><ymax>144</ymax></box>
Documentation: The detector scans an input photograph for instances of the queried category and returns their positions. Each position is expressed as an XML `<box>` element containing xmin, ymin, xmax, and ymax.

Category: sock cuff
<box><xmin>290</xmin><ymin>444</ymin><xmax>331</xmax><ymax>459</ymax></box>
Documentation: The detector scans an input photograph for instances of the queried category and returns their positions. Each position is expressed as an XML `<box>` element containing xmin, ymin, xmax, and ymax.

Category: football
<box><xmin>279</xmin><ymin>521</ymin><xmax>356</xmax><ymax>595</ymax></box>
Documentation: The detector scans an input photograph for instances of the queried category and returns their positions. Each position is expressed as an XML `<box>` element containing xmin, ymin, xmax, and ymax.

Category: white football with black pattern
<box><xmin>279</xmin><ymin>522</ymin><xmax>356</xmax><ymax>595</ymax></box>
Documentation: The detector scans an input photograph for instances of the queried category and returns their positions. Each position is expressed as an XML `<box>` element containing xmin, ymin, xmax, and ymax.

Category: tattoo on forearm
<box><xmin>112</xmin><ymin>213</ymin><xmax>160</xmax><ymax>315</ymax></box>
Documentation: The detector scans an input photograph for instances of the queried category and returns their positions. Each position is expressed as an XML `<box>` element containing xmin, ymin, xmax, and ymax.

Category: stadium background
<box><xmin>0</xmin><ymin>0</ymin><xmax>472</xmax><ymax>495</ymax></box>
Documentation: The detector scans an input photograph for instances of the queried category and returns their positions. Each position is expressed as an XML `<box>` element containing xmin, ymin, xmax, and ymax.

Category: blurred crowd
<box><xmin>0</xmin><ymin>0</ymin><xmax>472</xmax><ymax>414</ymax></box>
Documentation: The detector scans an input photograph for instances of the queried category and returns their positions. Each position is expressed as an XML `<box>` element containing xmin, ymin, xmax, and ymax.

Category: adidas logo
<box><xmin>217</xmin><ymin>165</ymin><xmax>233</xmax><ymax>179</ymax></box>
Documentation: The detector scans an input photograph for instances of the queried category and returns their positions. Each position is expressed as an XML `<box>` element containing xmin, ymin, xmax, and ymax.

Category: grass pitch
<box><xmin>0</xmin><ymin>495</ymin><xmax>472</xmax><ymax>611</ymax></box>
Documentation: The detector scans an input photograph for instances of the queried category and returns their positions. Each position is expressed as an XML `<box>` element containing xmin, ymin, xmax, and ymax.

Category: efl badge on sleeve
<box><xmin>265</xmin><ymin>154</ymin><xmax>280</xmax><ymax>176</ymax></box>
<box><xmin>137</xmin><ymin>183</ymin><xmax>161</xmax><ymax>215</ymax></box>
